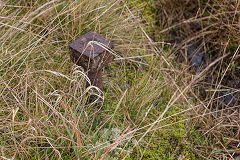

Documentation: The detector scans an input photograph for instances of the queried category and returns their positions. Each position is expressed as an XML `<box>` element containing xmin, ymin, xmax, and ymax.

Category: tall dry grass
<box><xmin>151</xmin><ymin>0</ymin><xmax>240</xmax><ymax>159</ymax></box>
<box><xmin>0</xmin><ymin>0</ymin><xmax>222</xmax><ymax>159</ymax></box>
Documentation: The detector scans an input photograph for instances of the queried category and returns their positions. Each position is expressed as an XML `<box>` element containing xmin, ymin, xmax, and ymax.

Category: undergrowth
<box><xmin>149</xmin><ymin>0</ymin><xmax>240</xmax><ymax>159</ymax></box>
<box><xmin>0</xmin><ymin>0</ymin><xmax>205</xmax><ymax>159</ymax></box>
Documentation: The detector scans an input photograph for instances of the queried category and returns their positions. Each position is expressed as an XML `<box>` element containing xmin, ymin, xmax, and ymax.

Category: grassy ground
<box><xmin>148</xmin><ymin>0</ymin><xmax>240</xmax><ymax>159</ymax></box>
<box><xmin>1</xmin><ymin>0</ymin><xmax>239</xmax><ymax>160</ymax></box>
<box><xmin>0</xmin><ymin>0</ymin><xmax>198</xmax><ymax>159</ymax></box>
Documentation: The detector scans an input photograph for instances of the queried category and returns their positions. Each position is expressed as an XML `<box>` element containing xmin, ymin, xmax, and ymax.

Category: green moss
<box><xmin>103</xmin><ymin>64</ymin><xmax>198</xmax><ymax>159</ymax></box>
<box><xmin>126</xmin><ymin>119</ymin><xmax>199</xmax><ymax>159</ymax></box>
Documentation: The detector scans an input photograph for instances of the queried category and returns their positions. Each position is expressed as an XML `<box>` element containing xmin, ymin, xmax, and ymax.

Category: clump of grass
<box><xmin>0</xmin><ymin>0</ymin><xmax>200</xmax><ymax>159</ymax></box>
<box><xmin>149</xmin><ymin>0</ymin><xmax>240</xmax><ymax>159</ymax></box>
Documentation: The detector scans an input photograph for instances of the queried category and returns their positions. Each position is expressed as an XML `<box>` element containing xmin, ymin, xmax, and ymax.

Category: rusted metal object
<box><xmin>69</xmin><ymin>31</ymin><xmax>114</xmax><ymax>90</ymax></box>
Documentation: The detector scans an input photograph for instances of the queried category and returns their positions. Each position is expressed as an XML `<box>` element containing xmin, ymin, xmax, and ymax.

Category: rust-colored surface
<box><xmin>69</xmin><ymin>31</ymin><xmax>114</xmax><ymax>90</ymax></box>
<box><xmin>69</xmin><ymin>31</ymin><xmax>114</xmax><ymax>59</ymax></box>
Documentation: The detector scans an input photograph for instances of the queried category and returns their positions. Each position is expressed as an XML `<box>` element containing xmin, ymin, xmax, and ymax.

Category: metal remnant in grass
<box><xmin>69</xmin><ymin>31</ymin><xmax>114</xmax><ymax>90</ymax></box>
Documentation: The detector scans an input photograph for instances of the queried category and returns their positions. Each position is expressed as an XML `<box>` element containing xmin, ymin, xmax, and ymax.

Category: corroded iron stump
<box><xmin>69</xmin><ymin>31</ymin><xmax>114</xmax><ymax>90</ymax></box>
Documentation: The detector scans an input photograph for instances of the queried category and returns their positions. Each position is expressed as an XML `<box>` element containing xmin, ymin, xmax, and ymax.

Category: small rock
<box><xmin>220</xmin><ymin>91</ymin><xmax>238</xmax><ymax>107</ymax></box>
<box><xmin>186</xmin><ymin>42</ymin><xmax>205</xmax><ymax>67</ymax></box>
<box><xmin>191</xmin><ymin>53</ymin><xmax>204</xmax><ymax>67</ymax></box>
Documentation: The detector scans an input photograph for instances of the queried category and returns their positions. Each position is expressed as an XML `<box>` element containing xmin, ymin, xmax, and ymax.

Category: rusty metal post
<box><xmin>87</xmin><ymin>70</ymin><xmax>103</xmax><ymax>90</ymax></box>
<box><xmin>69</xmin><ymin>31</ymin><xmax>114</xmax><ymax>90</ymax></box>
